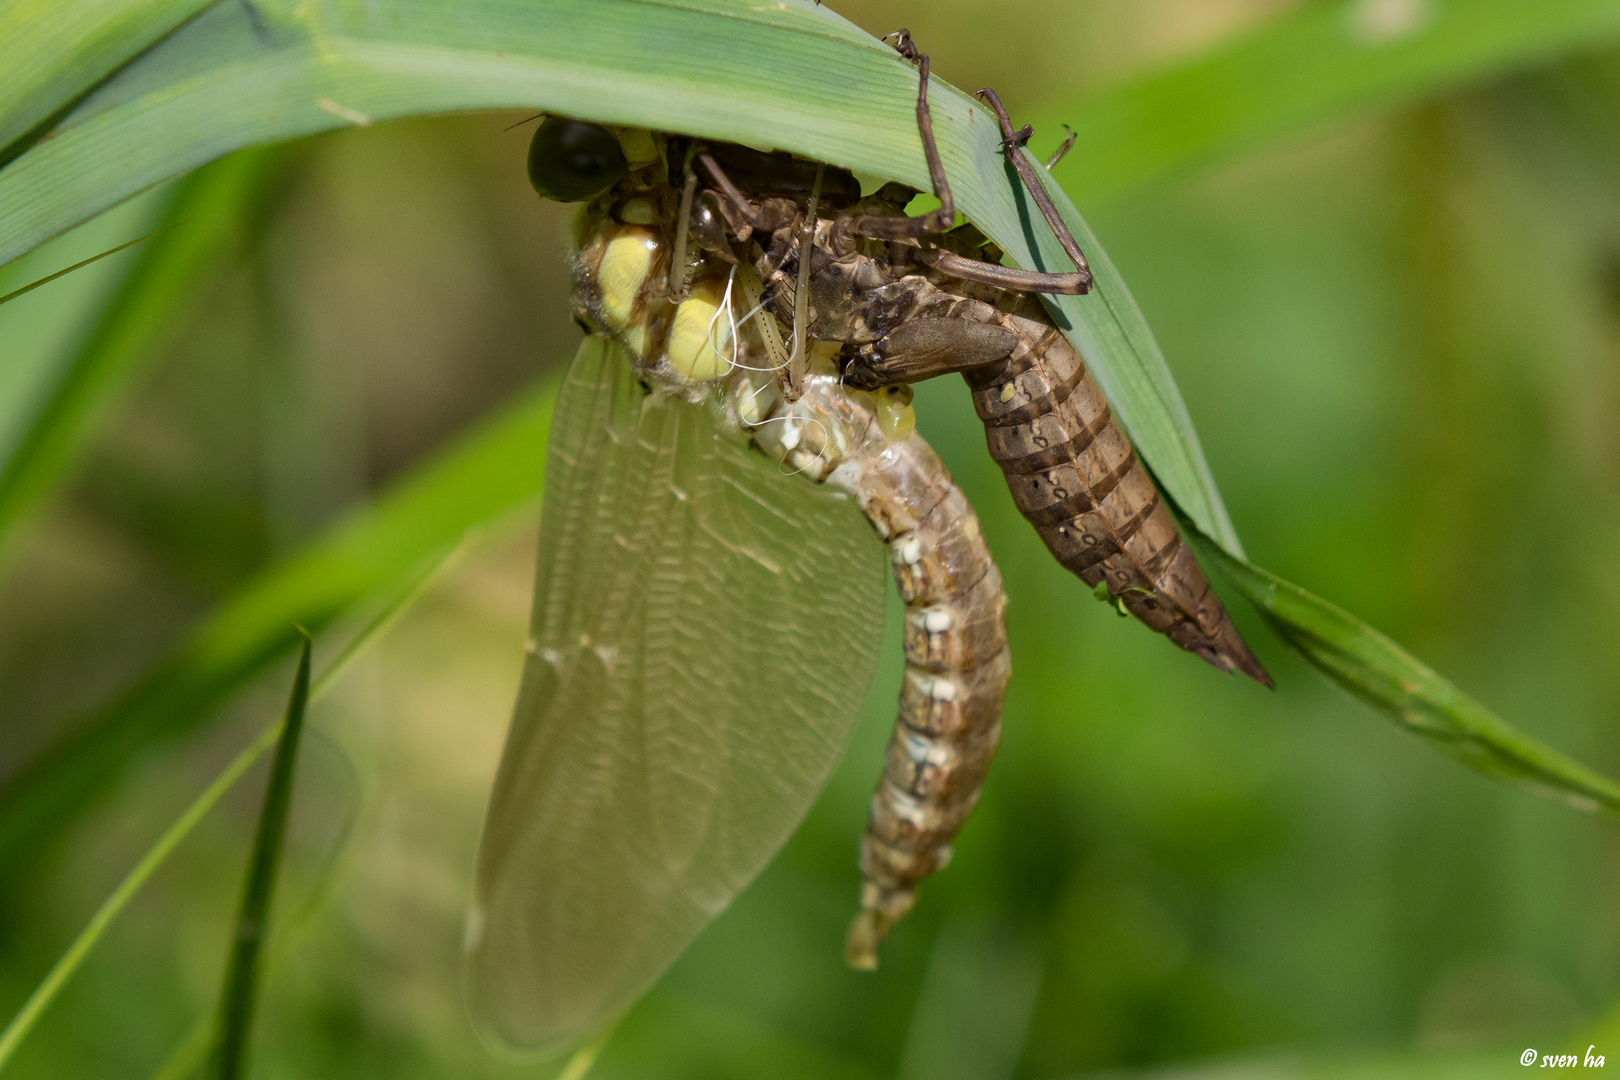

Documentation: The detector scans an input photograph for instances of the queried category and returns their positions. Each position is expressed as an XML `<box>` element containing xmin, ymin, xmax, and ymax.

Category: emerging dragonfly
<box><xmin>466</xmin><ymin>31</ymin><xmax>1269</xmax><ymax>1057</ymax></box>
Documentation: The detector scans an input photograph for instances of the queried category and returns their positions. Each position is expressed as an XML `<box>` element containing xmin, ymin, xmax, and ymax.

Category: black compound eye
<box><xmin>527</xmin><ymin>117</ymin><xmax>628</xmax><ymax>202</ymax></box>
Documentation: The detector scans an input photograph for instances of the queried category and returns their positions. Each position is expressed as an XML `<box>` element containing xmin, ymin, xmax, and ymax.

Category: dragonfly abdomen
<box><xmin>964</xmin><ymin>306</ymin><xmax>1270</xmax><ymax>685</ymax></box>
<box><xmin>749</xmin><ymin>370</ymin><xmax>1009</xmax><ymax>968</ymax></box>
<box><xmin>843</xmin><ymin>439</ymin><xmax>1011</xmax><ymax>968</ymax></box>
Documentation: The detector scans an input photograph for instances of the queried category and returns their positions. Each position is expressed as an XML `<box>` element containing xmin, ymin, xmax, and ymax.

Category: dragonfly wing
<box><xmin>467</xmin><ymin>336</ymin><xmax>887</xmax><ymax>1056</ymax></box>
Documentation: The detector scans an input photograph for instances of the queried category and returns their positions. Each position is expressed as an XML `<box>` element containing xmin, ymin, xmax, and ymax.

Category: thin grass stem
<box><xmin>206</xmin><ymin>636</ymin><xmax>312</xmax><ymax>1080</ymax></box>
<box><xmin>0</xmin><ymin>224</ymin><xmax>179</xmax><ymax>308</ymax></box>
<box><xmin>0</xmin><ymin>551</ymin><xmax>452</xmax><ymax>1076</ymax></box>
<box><xmin>0</xmin><ymin>724</ymin><xmax>281</xmax><ymax>1073</ymax></box>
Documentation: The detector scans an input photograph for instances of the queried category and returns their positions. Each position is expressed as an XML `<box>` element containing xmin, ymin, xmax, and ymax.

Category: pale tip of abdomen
<box><xmin>845</xmin><ymin>909</ymin><xmax>891</xmax><ymax>971</ymax></box>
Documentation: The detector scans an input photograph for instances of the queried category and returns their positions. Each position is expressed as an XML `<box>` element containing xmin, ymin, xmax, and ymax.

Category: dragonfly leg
<box><xmin>918</xmin><ymin>246</ymin><xmax>1092</xmax><ymax>295</ymax></box>
<box><xmin>839</xmin><ymin>30</ymin><xmax>957</xmax><ymax>242</ymax></box>
<box><xmin>1045</xmin><ymin>124</ymin><xmax>1077</xmax><ymax>171</ymax></box>
<box><xmin>841</xmin><ymin>36</ymin><xmax>1092</xmax><ymax>296</ymax></box>
<box><xmin>971</xmin><ymin>88</ymin><xmax>1093</xmax><ymax>293</ymax></box>
<box><xmin>669</xmin><ymin>146</ymin><xmax>701</xmax><ymax>300</ymax></box>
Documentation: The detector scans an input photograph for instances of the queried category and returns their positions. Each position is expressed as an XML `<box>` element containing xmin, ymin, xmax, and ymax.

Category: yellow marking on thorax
<box><xmin>598</xmin><ymin>228</ymin><xmax>659</xmax><ymax>354</ymax></box>
<box><xmin>668</xmin><ymin>279</ymin><xmax>733</xmax><ymax>381</ymax></box>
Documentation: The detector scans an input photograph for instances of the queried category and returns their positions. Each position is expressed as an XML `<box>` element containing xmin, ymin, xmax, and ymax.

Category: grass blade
<box><xmin>1033</xmin><ymin>0</ymin><xmax>1620</xmax><ymax>203</ymax></box>
<box><xmin>0</xmin><ymin>716</ymin><xmax>281</xmax><ymax>1076</ymax></box>
<box><xmin>0</xmin><ymin>0</ymin><xmax>222</xmax><ymax>167</ymax></box>
<box><xmin>0</xmin><ymin>147</ymin><xmax>289</xmax><ymax>563</ymax></box>
<box><xmin>557</xmin><ymin>1027</ymin><xmax>615</xmax><ymax>1080</ymax></box>
<box><xmin>0</xmin><ymin>552</ymin><xmax>446</xmax><ymax>1077</ymax></box>
<box><xmin>206</xmin><ymin>636</ymin><xmax>311</xmax><ymax>1080</ymax></box>
<box><xmin>0</xmin><ymin>226</ymin><xmax>171</xmax><ymax>307</ymax></box>
<box><xmin>0</xmin><ymin>375</ymin><xmax>556</xmax><ymax>882</ymax></box>
<box><xmin>148</xmin><ymin>1023</ymin><xmax>209</xmax><ymax>1080</ymax></box>
<box><xmin>1185</xmin><ymin>525</ymin><xmax>1620</xmax><ymax>815</ymax></box>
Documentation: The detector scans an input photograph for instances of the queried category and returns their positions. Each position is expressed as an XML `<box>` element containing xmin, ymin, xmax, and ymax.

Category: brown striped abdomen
<box><xmin>844</xmin><ymin>442</ymin><xmax>1010</xmax><ymax>968</ymax></box>
<box><xmin>749</xmin><ymin>372</ymin><xmax>1011</xmax><ymax>969</ymax></box>
<box><xmin>963</xmin><ymin>303</ymin><xmax>1269</xmax><ymax>685</ymax></box>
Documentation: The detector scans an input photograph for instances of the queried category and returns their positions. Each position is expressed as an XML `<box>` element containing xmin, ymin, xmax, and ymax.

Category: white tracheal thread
<box><xmin>735</xmin><ymin>371</ymin><xmax>833</xmax><ymax>477</ymax></box>
<box><xmin>705</xmin><ymin>263</ymin><xmax>811</xmax><ymax>382</ymax></box>
<box><xmin>718</xmin><ymin>265</ymin><xmax>840</xmax><ymax>477</ymax></box>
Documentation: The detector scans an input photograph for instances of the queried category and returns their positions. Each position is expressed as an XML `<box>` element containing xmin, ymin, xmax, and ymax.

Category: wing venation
<box><xmin>467</xmin><ymin>337</ymin><xmax>886</xmax><ymax>1056</ymax></box>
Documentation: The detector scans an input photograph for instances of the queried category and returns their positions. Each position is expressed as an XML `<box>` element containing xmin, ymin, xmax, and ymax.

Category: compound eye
<box><xmin>527</xmin><ymin>117</ymin><xmax>628</xmax><ymax>202</ymax></box>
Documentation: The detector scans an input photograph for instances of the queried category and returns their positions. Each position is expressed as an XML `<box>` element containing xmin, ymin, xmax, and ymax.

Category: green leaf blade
<box><xmin>0</xmin><ymin>0</ymin><xmax>221</xmax><ymax>164</ymax></box>
<box><xmin>0</xmin><ymin>569</ymin><xmax>436</xmax><ymax>1077</ymax></box>
<box><xmin>1187</xmin><ymin>527</ymin><xmax>1620</xmax><ymax>816</ymax></box>
<box><xmin>0</xmin><ymin>147</ymin><xmax>288</xmax><ymax>563</ymax></box>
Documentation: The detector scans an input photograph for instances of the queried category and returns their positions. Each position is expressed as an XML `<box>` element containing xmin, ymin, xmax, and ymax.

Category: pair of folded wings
<box><xmin>466</xmin><ymin>337</ymin><xmax>887</xmax><ymax>1056</ymax></box>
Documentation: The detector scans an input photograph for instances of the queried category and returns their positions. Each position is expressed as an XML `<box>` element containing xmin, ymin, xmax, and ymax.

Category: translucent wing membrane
<box><xmin>467</xmin><ymin>337</ymin><xmax>886</xmax><ymax>1056</ymax></box>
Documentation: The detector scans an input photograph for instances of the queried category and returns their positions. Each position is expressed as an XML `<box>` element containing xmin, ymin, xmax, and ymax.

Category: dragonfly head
<box><xmin>527</xmin><ymin>117</ymin><xmax>629</xmax><ymax>202</ymax></box>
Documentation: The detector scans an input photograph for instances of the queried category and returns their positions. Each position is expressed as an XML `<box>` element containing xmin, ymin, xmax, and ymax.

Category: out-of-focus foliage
<box><xmin>5</xmin><ymin>0</ymin><xmax>1620</xmax><ymax>1078</ymax></box>
<box><xmin>1031</xmin><ymin>0</ymin><xmax>1620</xmax><ymax>201</ymax></box>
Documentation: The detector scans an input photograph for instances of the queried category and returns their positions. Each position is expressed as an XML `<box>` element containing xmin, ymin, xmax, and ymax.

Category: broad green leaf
<box><xmin>1032</xmin><ymin>0</ymin><xmax>1620</xmax><ymax>203</ymax></box>
<box><xmin>467</xmin><ymin>338</ymin><xmax>886</xmax><ymax>1056</ymax></box>
<box><xmin>0</xmin><ymin>0</ymin><xmax>220</xmax><ymax>166</ymax></box>
<box><xmin>1187</xmin><ymin>526</ymin><xmax>1620</xmax><ymax>815</ymax></box>
<box><xmin>0</xmin><ymin>374</ymin><xmax>556</xmax><ymax>880</ymax></box>
<box><xmin>0</xmin><ymin>0</ymin><xmax>1237</xmax><ymax>548</ymax></box>
<box><xmin>0</xmin><ymin>147</ymin><xmax>289</xmax><ymax>563</ymax></box>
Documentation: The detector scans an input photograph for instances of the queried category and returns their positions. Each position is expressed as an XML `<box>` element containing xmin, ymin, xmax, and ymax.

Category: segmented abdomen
<box><xmin>964</xmin><ymin>299</ymin><xmax>1269</xmax><ymax>685</ymax></box>
<box><xmin>751</xmin><ymin>375</ymin><xmax>1010</xmax><ymax>969</ymax></box>
<box><xmin>848</xmin><ymin>440</ymin><xmax>1009</xmax><ymax>968</ymax></box>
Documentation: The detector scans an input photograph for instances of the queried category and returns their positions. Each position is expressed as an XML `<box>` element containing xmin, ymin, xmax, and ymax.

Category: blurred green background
<box><xmin>4</xmin><ymin>0</ymin><xmax>1620</xmax><ymax>1077</ymax></box>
